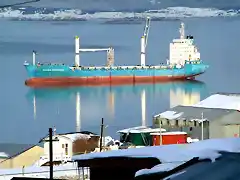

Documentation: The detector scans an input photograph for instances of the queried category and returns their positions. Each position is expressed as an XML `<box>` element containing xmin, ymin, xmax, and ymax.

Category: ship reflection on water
<box><xmin>26</xmin><ymin>80</ymin><xmax>207</xmax><ymax>137</ymax></box>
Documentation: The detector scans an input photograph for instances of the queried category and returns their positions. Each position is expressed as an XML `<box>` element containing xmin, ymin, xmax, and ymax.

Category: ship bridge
<box><xmin>169</xmin><ymin>22</ymin><xmax>200</xmax><ymax>66</ymax></box>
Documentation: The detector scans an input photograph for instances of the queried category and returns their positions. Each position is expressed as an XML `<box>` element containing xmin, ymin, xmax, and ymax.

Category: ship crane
<box><xmin>141</xmin><ymin>17</ymin><xmax>151</xmax><ymax>66</ymax></box>
<box><xmin>75</xmin><ymin>36</ymin><xmax>114</xmax><ymax>67</ymax></box>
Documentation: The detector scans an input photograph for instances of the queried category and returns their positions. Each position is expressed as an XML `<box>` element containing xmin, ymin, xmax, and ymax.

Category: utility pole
<box><xmin>43</xmin><ymin>128</ymin><xmax>59</xmax><ymax>180</ymax></box>
<box><xmin>49</xmin><ymin>128</ymin><xmax>53</xmax><ymax>180</ymax></box>
<box><xmin>99</xmin><ymin>118</ymin><xmax>104</xmax><ymax>152</ymax></box>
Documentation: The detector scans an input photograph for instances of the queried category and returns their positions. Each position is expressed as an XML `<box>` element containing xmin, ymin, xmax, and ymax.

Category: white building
<box><xmin>36</xmin><ymin>131</ymin><xmax>99</xmax><ymax>166</ymax></box>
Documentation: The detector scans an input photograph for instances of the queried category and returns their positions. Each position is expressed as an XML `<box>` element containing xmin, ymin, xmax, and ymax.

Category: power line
<box><xmin>0</xmin><ymin>0</ymin><xmax>40</xmax><ymax>9</ymax></box>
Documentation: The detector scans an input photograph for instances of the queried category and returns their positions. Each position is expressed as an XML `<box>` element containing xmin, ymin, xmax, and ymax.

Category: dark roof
<box><xmin>0</xmin><ymin>143</ymin><xmax>36</xmax><ymax>158</ymax></box>
<box><xmin>135</xmin><ymin>152</ymin><xmax>240</xmax><ymax>180</ymax></box>
<box><xmin>76</xmin><ymin>157</ymin><xmax>160</xmax><ymax>180</ymax></box>
<box><xmin>169</xmin><ymin>152</ymin><xmax>240</xmax><ymax>180</ymax></box>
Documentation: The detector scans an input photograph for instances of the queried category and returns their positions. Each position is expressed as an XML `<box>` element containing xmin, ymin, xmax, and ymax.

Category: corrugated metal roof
<box><xmin>157</xmin><ymin>105</ymin><xmax>234</xmax><ymax>121</ymax></box>
<box><xmin>172</xmin><ymin>105</ymin><xmax>234</xmax><ymax>121</ymax></box>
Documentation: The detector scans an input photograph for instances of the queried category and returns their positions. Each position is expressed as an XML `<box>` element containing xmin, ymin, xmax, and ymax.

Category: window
<box><xmin>65</xmin><ymin>143</ymin><xmax>68</xmax><ymax>155</ymax></box>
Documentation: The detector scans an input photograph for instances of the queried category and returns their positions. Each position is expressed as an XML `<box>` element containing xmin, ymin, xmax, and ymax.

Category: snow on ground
<box><xmin>0</xmin><ymin>162</ymin><xmax>84</xmax><ymax>180</ymax></box>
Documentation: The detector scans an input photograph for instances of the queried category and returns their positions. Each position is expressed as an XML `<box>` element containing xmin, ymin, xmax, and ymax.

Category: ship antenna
<box><xmin>179</xmin><ymin>22</ymin><xmax>185</xmax><ymax>39</ymax></box>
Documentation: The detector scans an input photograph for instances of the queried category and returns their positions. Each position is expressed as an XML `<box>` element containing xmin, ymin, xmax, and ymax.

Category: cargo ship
<box><xmin>24</xmin><ymin>18</ymin><xmax>209</xmax><ymax>87</ymax></box>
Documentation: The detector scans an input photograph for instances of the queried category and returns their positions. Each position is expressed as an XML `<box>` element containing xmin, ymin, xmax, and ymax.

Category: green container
<box><xmin>120</xmin><ymin>132</ymin><xmax>152</xmax><ymax>146</ymax></box>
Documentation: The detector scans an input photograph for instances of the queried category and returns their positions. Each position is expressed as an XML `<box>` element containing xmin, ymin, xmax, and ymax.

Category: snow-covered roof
<box><xmin>154</xmin><ymin>111</ymin><xmax>184</xmax><ymax>120</ymax></box>
<box><xmin>154</xmin><ymin>105</ymin><xmax>234</xmax><ymax>122</ymax></box>
<box><xmin>135</xmin><ymin>162</ymin><xmax>184</xmax><ymax>177</ymax></box>
<box><xmin>42</xmin><ymin>132</ymin><xmax>96</xmax><ymax>142</ymax></box>
<box><xmin>192</xmin><ymin>94</ymin><xmax>240</xmax><ymax>110</ymax></box>
<box><xmin>72</xmin><ymin>138</ymin><xmax>240</xmax><ymax>165</ymax></box>
<box><xmin>63</xmin><ymin>133</ymin><xmax>91</xmax><ymax>141</ymax></box>
<box><xmin>117</xmin><ymin>126</ymin><xmax>166</xmax><ymax>134</ymax></box>
<box><xmin>0</xmin><ymin>152</ymin><xmax>8</xmax><ymax>158</ymax></box>
<box><xmin>150</xmin><ymin>131</ymin><xmax>187</xmax><ymax>135</ymax></box>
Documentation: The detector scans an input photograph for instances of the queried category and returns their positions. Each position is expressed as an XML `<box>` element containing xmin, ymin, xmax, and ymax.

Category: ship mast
<box><xmin>141</xmin><ymin>17</ymin><xmax>151</xmax><ymax>66</ymax></box>
<box><xmin>75</xmin><ymin>36</ymin><xmax>80</xmax><ymax>67</ymax></box>
<box><xmin>179</xmin><ymin>22</ymin><xmax>185</xmax><ymax>39</ymax></box>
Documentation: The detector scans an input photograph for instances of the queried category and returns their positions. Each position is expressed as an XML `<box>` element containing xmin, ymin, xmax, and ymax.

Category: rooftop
<box><xmin>155</xmin><ymin>105</ymin><xmax>235</xmax><ymax>121</ymax></box>
<box><xmin>0</xmin><ymin>143</ymin><xmax>37</xmax><ymax>158</ymax></box>
<box><xmin>166</xmin><ymin>151</ymin><xmax>240</xmax><ymax>180</ymax></box>
<box><xmin>40</xmin><ymin>131</ymin><xmax>99</xmax><ymax>143</ymax></box>
<box><xmin>0</xmin><ymin>152</ymin><xmax>8</xmax><ymax>158</ymax></box>
<box><xmin>117</xmin><ymin>126</ymin><xmax>166</xmax><ymax>134</ymax></box>
<box><xmin>192</xmin><ymin>93</ymin><xmax>240</xmax><ymax>110</ymax></box>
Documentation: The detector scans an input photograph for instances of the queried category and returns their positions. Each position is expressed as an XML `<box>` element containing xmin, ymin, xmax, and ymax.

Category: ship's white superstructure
<box><xmin>169</xmin><ymin>22</ymin><xmax>200</xmax><ymax>65</ymax></box>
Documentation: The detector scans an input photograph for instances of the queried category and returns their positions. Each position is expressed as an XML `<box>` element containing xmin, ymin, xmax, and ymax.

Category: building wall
<box><xmin>153</xmin><ymin>117</ymin><xmax>209</xmax><ymax>140</ymax></box>
<box><xmin>223</xmin><ymin>125</ymin><xmax>240</xmax><ymax>137</ymax></box>
<box><xmin>209</xmin><ymin>111</ymin><xmax>240</xmax><ymax>139</ymax></box>
<box><xmin>0</xmin><ymin>146</ymin><xmax>44</xmax><ymax>169</ymax></box>
<box><xmin>209</xmin><ymin>119</ymin><xmax>224</xmax><ymax>139</ymax></box>
<box><xmin>72</xmin><ymin>136</ymin><xmax>99</xmax><ymax>155</ymax></box>
<box><xmin>0</xmin><ymin>158</ymin><xmax>6</xmax><ymax>163</ymax></box>
<box><xmin>43</xmin><ymin>135</ymin><xmax>73</xmax><ymax>157</ymax></box>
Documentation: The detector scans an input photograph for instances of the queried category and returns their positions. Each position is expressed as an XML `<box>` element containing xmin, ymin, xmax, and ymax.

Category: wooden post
<box><xmin>159</xmin><ymin>119</ymin><xmax>162</xmax><ymax>145</ymax></box>
<box><xmin>99</xmin><ymin>118</ymin><xmax>104</xmax><ymax>152</ymax></box>
<box><xmin>22</xmin><ymin>165</ymin><xmax>25</xmax><ymax>176</ymax></box>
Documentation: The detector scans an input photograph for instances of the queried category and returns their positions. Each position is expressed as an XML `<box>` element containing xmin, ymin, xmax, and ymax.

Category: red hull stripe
<box><xmin>25</xmin><ymin>74</ymin><xmax>202</xmax><ymax>88</ymax></box>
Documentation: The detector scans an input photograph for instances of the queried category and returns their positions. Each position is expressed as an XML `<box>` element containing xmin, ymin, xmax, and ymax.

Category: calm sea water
<box><xmin>1</xmin><ymin>8</ymin><xmax>240</xmax><ymax>143</ymax></box>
